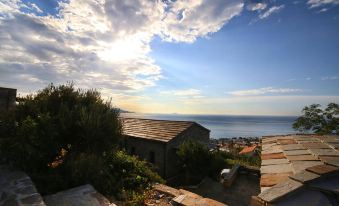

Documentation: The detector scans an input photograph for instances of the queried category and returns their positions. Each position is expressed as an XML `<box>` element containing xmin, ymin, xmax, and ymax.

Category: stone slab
<box><xmin>179</xmin><ymin>189</ymin><xmax>202</xmax><ymax>198</ymax></box>
<box><xmin>262</xmin><ymin>153</ymin><xmax>285</xmax><ymax>160</ymax></box>
<box><xmin>278</xmin><ymin>139</ymin><xmax>297</xmax><ymax>145</ymax></box>
<box><xmin>262</xmin><ymin>147</ymin><xmax>283</xmax><ymax>155</ymax></box>
<box><xmin>283</xmin><ymin>150</ymin><xmax>310</xmax><ymax>156</ymax></box>
<box><xmin>319</xmin><ymin>156</ymin><xmax>339</xmax><ymax>167</ymax></box>
<box><xmin>262</xmin><ymin>143</ymin><xmax>277</xmax><ymax>150</ymax></box>
<box><xmin>0</xmin><ymin>167</ymin><xmax>46</xmax><ymax>206</ymax></box>
<box><xmin>309</xmin><ymin>148</ymin><xmax>339</xmax><ymax>157</ymax></box>
<box><xmin>172</xmin><ymin>195</ymin><xmax>227</xmax><ymax>206</ymax></box>
<box><xmin>262</xmin><ymin>158</ymin><xmax>289</xmax><ymax>166</ymax></box>
<box><xmin>258</xmin><ymin>178</ymin><xmax>303</xmax><ymax>202</ymax></box>
<box><xmin>261</xmin><ymin>164</ymin><xmax>293</xmax><ymax>174</ymax></box>
<box><xmin>327</xmin><ymin>142</ymin><xmax>339</xmax><ymax>149</ymax></box>
<box><xmin>290</xmin><ymin>161</ymin><xmax>323</xmax><ymax>174</ymax></box>
<box><xmin>271</xmin><ymin>188</ymin><xmax>332</xmax><ymax>206</ymax></box>
<box><xmin>309</xmin><ymin>175</ymin><xmax>339</xmax><ymax>194</ymax></box>
<box><xmin>289</xmin><ymin>170</ymin><xmax>320</xmax><ymax>183</ymax></box>
<box><xmin>302</xmin><ymin>143</ymin><xmax>330</xmax><ymax>149</ymax></box>
<box><xmin>286</xmin><ymin>155</ymin><xmax>318</xmax><ymax>161</ymax></box>
<box><xmin>306</xmin><ymin>164</ymin><xmax>339</xmax><ymax>175</ymax></box>
<box><xmin>323</xmin><ymin>139</ymin><xmax>339</xmax><ymax>144</ymax></box>
<box><xmin>43</xmin><ymin>184</ymin><xmax>115</xmax><ymax>206</ymax></box>
<box><xmin>260</xmin><ymin>173</ymin><xmax>292</xmax><ymax>187</ymax></box>
<box><xmin>153</xmin><ymin>184</ymin><xmax>181</xmax><ymax>197</ymax></box>
<box><xmin>296</xmin><ymin>139</ymin><xmax>321</xmax><ymax>143</ymax></box>
<box><xmin>281</xmin><ymin>144</ymin><xmax>305</xmax><ymax>151</ymax></box>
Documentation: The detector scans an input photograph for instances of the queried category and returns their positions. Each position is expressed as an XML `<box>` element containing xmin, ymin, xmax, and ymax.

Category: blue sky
<box><xmin>0</xmin><ymin>0</ymin><xmax>338</xmax><ymax>115</ymax></box>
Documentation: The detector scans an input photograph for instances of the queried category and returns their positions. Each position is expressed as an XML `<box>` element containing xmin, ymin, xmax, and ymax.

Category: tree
<box><xmin>177</xmin><ymin>140</ymin><xmax>211</xmax><ymax>179</ymax></box>
<box><xmin>293</xmin><ymin>103</ymin><xmax>339</xmax><ymax>134</ymax></box>
<box><xmin>0</xmin><ymin>83</ymin><xmax>162</xmax><ymax>199</ymax></box>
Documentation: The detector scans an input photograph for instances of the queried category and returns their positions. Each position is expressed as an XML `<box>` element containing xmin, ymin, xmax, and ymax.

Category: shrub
<box><xmin>177</xmin><ymin>141</ymin><xmax>260</xmax><ymax>182</ymax></box>
<box><xmin>177</xmin><ymin>140</ymin><xmax>211</xmax><ymax>179</ymax></box>
<box><xmin>0</xmin><ymin>83</ymin><xmax>163</xmax><ymax>201</ymax></box>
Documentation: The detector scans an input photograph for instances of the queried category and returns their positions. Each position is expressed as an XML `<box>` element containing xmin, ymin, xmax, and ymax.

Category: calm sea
<box><xmin>121</xmin><ymin>113</ymin><xmax>298</xmax><ymax>139</ymax></box>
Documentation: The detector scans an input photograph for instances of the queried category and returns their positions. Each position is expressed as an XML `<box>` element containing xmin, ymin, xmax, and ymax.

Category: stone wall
<box><xmin>124</xmin><ymin>136</ymin><xmax>167</xmax><ymax>176</ymax></box>
<box><xmin>166</xmin><ymin>124</ymin><xmax>210</xmax><ymax>178</ymax></box>
<box><xmin>0</xmin><ymin>87</ymin><xmax>17</xmax><ymax>112</ymax></box>
<box><xmin>124</xmin><ymin>124</ymin><xmax>210</xmax><ymax>178</ymax></box>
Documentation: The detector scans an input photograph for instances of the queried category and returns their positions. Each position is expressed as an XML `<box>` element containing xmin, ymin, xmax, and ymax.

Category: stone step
<box><xmin>0</xmin><ymin>166</ymin><xmax>46</xmax><ymax>206</ymax></box>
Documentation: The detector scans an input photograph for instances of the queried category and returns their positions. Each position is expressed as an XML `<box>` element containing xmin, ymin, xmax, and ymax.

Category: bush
<box><xmin>177</xmin><ymin>140</ymin><xmax>260</xmax><ymax>182</ymax></box>
<box><xmin>0</xmin><ymin>83</ymin><xmax>163</xmax><ymax>201</ymax></box>
<box><xmin>177</xmin><ymin>140</ymin><xmax>211</xmax><ymax>179</ymax></box>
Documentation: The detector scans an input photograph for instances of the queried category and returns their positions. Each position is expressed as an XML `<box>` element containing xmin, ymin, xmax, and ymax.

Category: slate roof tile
<box><xmin>122</xmin><ymin>118</ymin><xmax>208</xmax><ymax>142</ymax></box>
<box><xmin>306</xmin><ymin>164</ymin><xmax>339</xmax><ymax>175</ymax></box>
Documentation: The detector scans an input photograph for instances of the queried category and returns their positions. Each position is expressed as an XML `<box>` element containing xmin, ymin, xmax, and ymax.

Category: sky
<box><xmin>0</xmin><ymin>0</ymin><xmax>338</xmax><ymax>116</ymax></box>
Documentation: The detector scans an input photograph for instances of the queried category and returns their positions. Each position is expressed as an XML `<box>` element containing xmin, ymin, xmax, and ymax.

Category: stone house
<box><xmin>121</xmin><ymin>118</ymin><xmax>210</xmax><ymax>178</ymax></box>
<box><xmin>0</xmin><ymin>87</ymin><xmax>16</xmax><ymax>112</ymax></box>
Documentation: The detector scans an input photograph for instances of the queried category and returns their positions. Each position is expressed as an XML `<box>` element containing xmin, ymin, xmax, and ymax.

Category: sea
<box><xmin>121</xmin><ymin>113</ymin><xmax>298</xmax><ymax>139</ymax></box>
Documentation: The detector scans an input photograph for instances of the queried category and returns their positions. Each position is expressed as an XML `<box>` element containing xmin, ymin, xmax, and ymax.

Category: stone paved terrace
<box><xmin>0</xmin><ymin>166</ymin><xmax>46</xmax><ymax>206</ymax></box>
<box><xmin>0</xmin><ymin>166</ymin><xmax>116</xmax><ymax>206</ymax></box>
<box><xmin>253</xmin><ymin>134</ymin><xmax>339</xmax><ymax>205</ymax></box>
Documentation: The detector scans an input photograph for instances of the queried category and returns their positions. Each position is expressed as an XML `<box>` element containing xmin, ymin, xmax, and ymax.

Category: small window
<box><xmin>131</xmin><ymin>147</ymin><xmax>136</xmax><ymax>155</ymax></box>
<box><xmin>149</xmin><ymin>151</ymin><xmax>155</xmax><ymax>164</ymax></box>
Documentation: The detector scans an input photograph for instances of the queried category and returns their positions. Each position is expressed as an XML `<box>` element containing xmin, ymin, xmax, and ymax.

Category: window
<box><xmin>149</xmin><ymin>151</ymin><xmax>155</xmax><ymax>164</ymax></box>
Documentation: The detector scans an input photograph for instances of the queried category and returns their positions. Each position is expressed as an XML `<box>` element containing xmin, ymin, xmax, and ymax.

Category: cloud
<box><xmin>247</xmin><ymin>2</ymin><xmax>267</xmax><ymax>11</ymax></box>
<box><xmin>307</xmin><ymin>0</ymin><xmax>339</xmax><ymax>8</ymax></box>
<box><xmin>306</xmin><ymin>77</ymin><xmax>312</xmax><ymax>80</ymax></box>
<box><xmin>0</xmin><ymin>0</ymin><xmax>245</xmax><ymax>100</ymax></box>
<box><xmin>161</xmin><ymin>89</ymin><xmax>203</xmax><ymax>97</ymax></box>
<box><xmin>228</xmin><ymin>87</ymin><xmax>303</xmax><ymax>96</ymax></box>
<box><xmin>321</xmin><ymin>76</ymin><xmax>338</xmax><ymax>80</ymax></box>
<box><xmin>259</xmin><ymin>5</ymin><xmax>285</xmax><ymax>19</ymax></box>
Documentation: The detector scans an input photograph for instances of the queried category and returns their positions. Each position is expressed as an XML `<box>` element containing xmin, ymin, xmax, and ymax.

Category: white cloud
<box><xmin>161</xmin><ymin>89</ymin><xmax>202</xmax><ymax>97</ymax></box>
<box><xmin>0</xmin><ymin>0</ymin><xmax>245</xmax><ymax>100</ymax></box>
<box><xmin>259</xmin><ymin>5</ymin><xmax>285</xmax><ymax>19</ymax></box>
<box><xmin>247</xmin><ymin>3</ymin><xmax>267</xmax><ymax>11</ymax></box>
<box><xmin>307</xmin><ymin>0</ymin><xmax>339</xmax><ymax>8</ymax></box>
<box><xmin>321</xmin><ymin>76</ymin><xmax>338</xmax><ymax>80</ymax></box>
<box><xmin>228</xmin><ymin>87</ymin><xmax>303</xmax><ymax>96</ymax></box>
<box><xmin>306</xmin><ymin>77</ymin><xmax>312</xmax><ymax>80</ymax></box>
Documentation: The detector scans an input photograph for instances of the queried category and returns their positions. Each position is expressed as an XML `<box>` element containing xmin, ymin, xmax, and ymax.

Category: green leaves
<box><xmin>0</xmin><ymin>83</ymin><xmax>162</xmax><ymax>200</ymax></box>
<box><xmin>293</xmin><ymin>103</ymin><xmax>339</xmax><ymax>134</ymax></box>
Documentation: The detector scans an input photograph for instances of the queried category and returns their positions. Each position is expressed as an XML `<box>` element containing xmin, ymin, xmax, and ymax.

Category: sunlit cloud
<box><xmin>228</xmin><ymin>87</ymin><xmax>303</xmax><ymax>96</ymax></box>
<box><xmin>0</xmin><ymin>0</ymin><xmax>244</xmax><ymax>99</ymax></box>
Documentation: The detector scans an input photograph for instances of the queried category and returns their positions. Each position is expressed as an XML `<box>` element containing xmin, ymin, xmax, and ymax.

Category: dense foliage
<box><xmin>0</xmin><ymin>83</ymin><xmax>162</xmax><ymax>201</ymax></box>
<box><xmin>177</xmin><ymin>140</ymin><xmax>260</xmax><ymax>183</ymax></box>
<box><xmin>293</xmin><ymin>103</ymin><xmax>339</xmax><ymax>134</ymax></box>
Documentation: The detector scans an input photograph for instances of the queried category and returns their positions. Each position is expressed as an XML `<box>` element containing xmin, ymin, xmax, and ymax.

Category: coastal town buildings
<box><xmin>239</xmin><ymin>145</ymin><xmax>258</xmax><ymax>156</ymax></box>
<box><xmin>121</xmin><ymin>118</ymin><xmax>210</xmax><ymax>178</ymax></box>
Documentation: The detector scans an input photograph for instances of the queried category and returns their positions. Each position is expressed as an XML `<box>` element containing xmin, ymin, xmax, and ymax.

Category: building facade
<box><xmin>121</xmin><ymin>118</ymin><xmax>210</xmax><ymax>178</ymax></box>
<box><xmin>0</xmin><ymin>87</ymin><xmax>16</xmax><ymax>112</ymax></box>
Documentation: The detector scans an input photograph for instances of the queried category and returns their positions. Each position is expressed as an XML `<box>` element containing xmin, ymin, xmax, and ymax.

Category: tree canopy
<box><xmin>293</xmin><ymin>103</ymin><xmax>339</xmax><ymax>134</ymax></box>
<box><xmin>0</xmin><ymin>83</ymin><xmax>162</xmax><ymax>201</ymax></box>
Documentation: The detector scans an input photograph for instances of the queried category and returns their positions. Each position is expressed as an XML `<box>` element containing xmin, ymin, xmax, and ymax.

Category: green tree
<box><xmin>293</xmin><ymin>103</ymin><xmax>339</xmax><ymax>134</ymax></box>
<box><xmin>177</xmin><ymin>140</ymin><xmax>211</xmax><ymax>177</ymax></box>
<box><xmin>0</xmin><ymin>83</ymin><xmax>162</xmax><ymax>199</ymax></box>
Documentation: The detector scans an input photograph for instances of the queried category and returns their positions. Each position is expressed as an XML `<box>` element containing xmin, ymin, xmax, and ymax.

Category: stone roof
<box><xmin>256</xmin><ymin>134</ymin><xmax>339</xmax><ymax>205</ymax></box>
<box><xmin>122</xmin><ymin>118</ymin><xmax>209</xmax><ymax>142</ymax></box>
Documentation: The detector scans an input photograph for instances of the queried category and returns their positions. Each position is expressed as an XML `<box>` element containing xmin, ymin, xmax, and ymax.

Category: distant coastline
<box><xmin>121</xmin><ymin>113</ymin><xmax>297</xmax><ymax>139</ymax></box>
